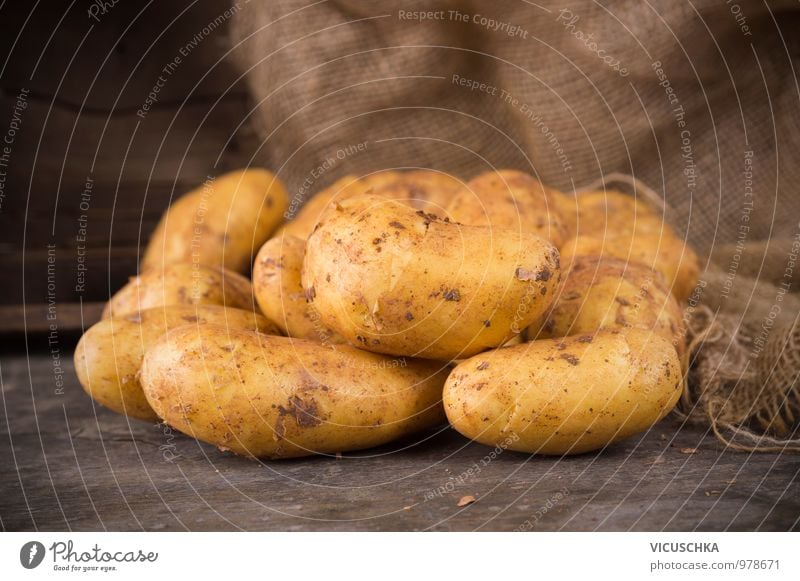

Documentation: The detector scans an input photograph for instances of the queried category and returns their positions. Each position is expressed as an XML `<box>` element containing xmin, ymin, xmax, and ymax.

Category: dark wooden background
<box><xmin>0</xmin><ymin>2</ymin><xmax>798</xmax><ymax>532</ymax></box>
<box><xmin>0</xmin><ymin>0</ymin><xmax>259</xmax><ymax>335</ymax></box>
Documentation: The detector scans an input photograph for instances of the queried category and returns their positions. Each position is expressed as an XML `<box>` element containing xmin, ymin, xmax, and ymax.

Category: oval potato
<box><xmin>252</xmin><ymin>233</ymin><xmax>343</xmax><ymax>344</ymax></box>
<box><xmin>529</xmin><ymin>256</ymin><xmax>685</xmax><ymax>356</ymax></box>
<box><xmin>443</xmin><ymin>329</ymin><xmax>682</xmax><ymax>455</ymax></box>
<box><xmin>560</xmin><ymin>232</ymin><xmax>700</xmax><ymax>301</ymax></box>
<box><xmin>75</xmin><ymin>305</ymin><xmax>278</xmax><ymax>421</ymax></box>
<box><xmin>367</xmin><ymin>169</ymin><xmax>462</xmax><ymax>215</ymax></box>
<box><xmin>575</xmin><ymin>189</ymin><xmax>662</xmax><ymax>237</ymax></box>
<box><xmin>141</xmin><ymin>169</ymin><xmax>288</xmax><ymax>273</ymax></box>
<box><xmin>140</xmin><ymin>324</ymin><xmax>448</xmax><ymax>459</ymax></box>
<box><xmin>447</xmin><ymin>169</ymin><xmax>569</xmax><ymax>247</ymax></box>
<box><xmin>279</xmin><ymin>170</ymin><xmax>461</xmax><ymax>240</ymax></box>
<box><xmin>103</xmin><ymin>263</ymin><xmax>256</xmax><ymax>319</ymax></box>
<box><xmin>302</xmin><ymin>194</ymin><xmax>562</xmax><ymax>360</ymax></box>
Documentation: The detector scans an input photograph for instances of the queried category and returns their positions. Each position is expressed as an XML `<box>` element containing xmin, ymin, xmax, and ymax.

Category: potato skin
<box><xmin>103</xmin><ymin>263</ymin><xmax>256</xmax><ymax>319</ymax></box>
<box><xmin>252</xmin><ymin>233</ymin><xmax>343</xmax><ymax>344</ymax></box>
<box><xmin>280</xmin><ymin>174</ymin><xmax>365</xmax><ymax>240</ymax></box>
<box><xmin>443</xmin><ymin>329</ymin><xmax>682</xmax><ymax>455</ymax></box>
<box><xmin>141</xmin><ymin>169</ymin><xmax>288</xmax><ymax>273</ymax></box>
<box><xmin>75</xmin><ymin>306</ymin><xmax>278</xmax><ymax>421</ymax></box>
<box><xmin>367</xmin><ymin>170</ymin><xmax>462</xmax><ymax>215</ymax></box>
<box><xmin>279</xmin><ymin>171</ymin><xmax>461</xmax><ymax>240</ymax></box>
<box><xmin>529</xmin><ymin>256</ymin><xmax>685</xmax><ymax>356</ymax></box>
<box><xmin>447</xmin><ymin>170</ymin><xmax>569</xmax><ymax>247</ymax></box>
<box><xmin>560</xmin><ymin>232</ymin><xmax>700</xmax><ymax>301</ymax></box>
<box><xmin>302</xmin><ymin>194</ymin><xmax>562</xmax><ymax>360</ymax></box>
<box><xmin>140</xmin><ymin>325</ymin><xmax>448</xmax><ymax>459</ymax></box>
<box><xmin>575</xmin><ymin>189</ymin><xmax>661</xmax><ymax>236</ymax></box>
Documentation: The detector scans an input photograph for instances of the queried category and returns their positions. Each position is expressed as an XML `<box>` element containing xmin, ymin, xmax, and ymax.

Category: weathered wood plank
<box><xmin>1</xmin><ymin>353</ymin><xmax>797</xmax><ymax>531</ymax></box>
<box><xmin>0</xmin><ymin>302</ymin><xmax>104</xmax><ymax>335</ymax></box>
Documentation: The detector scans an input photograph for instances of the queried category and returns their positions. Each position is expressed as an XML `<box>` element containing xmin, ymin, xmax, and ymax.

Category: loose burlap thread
<box><xmin>230</xmin><ymin>1</ymin><xmax>800</xmax><ymax>451</ymax></box>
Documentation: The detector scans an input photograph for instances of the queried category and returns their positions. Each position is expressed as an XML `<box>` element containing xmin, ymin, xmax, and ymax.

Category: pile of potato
<box><xmin>75</xmin><ymin>167</ymin><xmax>699</xmax><ymax>459</ymax></box>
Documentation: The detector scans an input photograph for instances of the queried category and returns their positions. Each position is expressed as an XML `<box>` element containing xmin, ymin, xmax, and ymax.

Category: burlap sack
<box><xmin>230</xmin><ymin>0</ymin><xmax>800</xmax><ymax>450</ymax></box>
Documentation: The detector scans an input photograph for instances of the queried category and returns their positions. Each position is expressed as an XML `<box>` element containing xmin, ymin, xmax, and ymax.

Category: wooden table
<box><xmin>2</xmin><ymin>351</ymin><xmax>798</xmax><ymax>531</ymax></box>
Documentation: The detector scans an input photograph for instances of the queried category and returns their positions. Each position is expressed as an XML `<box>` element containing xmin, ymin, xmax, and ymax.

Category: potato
<box><xmin>529</xmin><ymin>256</ymin><xmax>685</xmax><ymax>356</ymax></box>
<box><xmin>551</xmin><ymin>190</ymin><xmax>579</xmax><ymax>240</ymax></box>
<box><xmin>443</xmin><ymin>329</ymin><xmax>682</xmax><ymax>455</ymax></box>
<box><xmin>280</xmin><ymin>174</ymin><xmax>365</xmax><ymax>240</ymax></box>
<box><xmin>75</xmin><ymin>305</ymin><xmax>278</xmax><ymax>421</ymax></box>
<box><xmin>141</xmin><ymin>169</ymin><xmax>288</xmax><ymax>273</ymax></box>
<box><xmin>103</xmin><ymin>263</ymin><xmax>256</xmax><ymax>319</ymax></box>
<box><xmin>302</xmin><ymin>194</ymin><xmax>561</xmax><ymax>360</ymax></box>
<box><xmin>367</xmin><ymin>170</ymin><xmax>462</xmax><ymax>215</ymax></box>
<box><xmin>140</xmin><ymin>324</ymin><xmax>448</xmax><ymax>459</ymax></box>
<box><xmin>446</xmin><ymin>169</ymin><xmax>570</xmax><ymax>247</ymax></box>
<box><xmin>560</xmin><ymin>231</ymin><xmax>699</xmax><ymax>301</ymax></box>
<box><xmin>575</xmin><ymin>189</ymin><xmax>662</xmax><ymax>237</ymax></box>
<box><xmin>279</xmin><ymin>170</ymin><xmax>461</xmax><ymax>240</ymax></box>
<box><xmin>252</xmin><ymin>233</ymin><xmax>343</xmax><ymax>344</ymax></box>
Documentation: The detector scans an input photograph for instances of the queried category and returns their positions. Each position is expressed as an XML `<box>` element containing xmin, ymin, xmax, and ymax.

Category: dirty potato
<box><xmin>139</xmin><ymin>324</ymin><xmax>448</xmax><ymax>459</ymax></box>
<box><xmin>447</xmin><ymin>169</ymin><xmax>570</xmax><ymax>247</ymax></box>
<box><xmin>141</xmin><ymin>169</ymin><xmax>288</xmax><ymax>273</ymax></box>
<box><xmin>252</xmin><ymin>233</ymin><xmax>343</xmax><ymax>344</ymax></box>
<box><xmin>279</xmin><ymin>170</ymin><xmax>461</xmax><ymax>240</ymax></box>
<box><xmin>560</xmin><ymin>231</ymin><xmax>700</xmax><ymax>301</ymax></box>
<box><xmin>443</xmin><ymin>329</ymin><xmax>682</xmax><ymax>455</ymax></box>
<box><xmin>103</xmin><ymin>263</ymin><xmax>256</xmax><ymax>319</ymax></box>
<box><xmin>75</xmin><ymin>305</ymin><xmax>278</xmax><ymax>421</ymax></box>
<box><xmin>367</xmin><ymin>169</ymin><xmax>462</xmax><ymax>216</ymax></box>
<box><xmin>302</xmin><ymin>194</ymin><xmax>561</xmax><ymax>360</ymax></box>
<box><xmin>529</xmin><ymin>256</ymin><xmax>685</xmax><ymax>356</ymax></box>
<box><xmin>279</xmin><ymin>174</ymin><xmax>365</xmax><ymax>240</ymax></box>
<box><xmin>575</xmin><ymin>189</ymin><xmax>662</xmax><ymax>236</ymax></box>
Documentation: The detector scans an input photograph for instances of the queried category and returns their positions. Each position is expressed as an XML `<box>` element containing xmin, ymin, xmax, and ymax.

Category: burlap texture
<box><xmin>230</xmin><ymin>1</ymin><xmax>800</xmax><ymax>450</ymax></box>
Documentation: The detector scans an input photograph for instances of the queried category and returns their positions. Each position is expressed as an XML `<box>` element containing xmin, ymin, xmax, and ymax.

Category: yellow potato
<box><xmin>529</xmin><ymin>256</ymin><xmax>685</xmax><ymax>356</ymax></box>
<box><xmin>368</xmin><ymin>170</ymin><xmax>462</xmax><ymax>216</ymax></box>
<box><xmin>560</xmin><ymin>232</ymin><xmax>700</xmax><ymax>302</ymax></box>
<box><xmin>302</xmin><ymin>194</ymin><xmax>561</xmax><ymax>360</ymax></box>
<box><xmin>279</xmin><ymin>170</ymin><xmax>461</xmax><ymax>240</ymax></box>
<box><xmin>443</xmin><ymin>329</ymin><xmax>682</xmax><ymax>455</ymax></box>
<box><xmin>142</xmin><ymin>169</ymin><xmax>288</xmax><ymax>273</ymax></box>
<box><xmin>103</xmin><ymin>263</ymin><xmax>256</xmax><ymax>319</ymax></box>
<box><xmin>75</xmin><ymin>305</ymin><xmax>278</xmax><ymax>421</ymax></box>
<box><xmin>447</xmin><ymin>169</ymin><xmax>569</xmax><ymax>247</ymax></box>
<box><xmin>550</xmin><ymin>189</ymin><xmax>579</xmax><ymax>240</ymax></box>
<box><xmin>140</xmin><ymin>324</ymin><xmax>448</xmax><ymax>459</ymax></box>
<box><xmin>252</xmin><ymin>233</ymin><xmax>343</xmax><ymax>344</ymax></box>
<box><xmin>280</xmin><ymin>174</ymin><xmax>365</xmax><ymax>240</ymax></box>
<box><xmin>574</xmin><ymin>189</ymin><xmax>662</xmax><ymax>237</ymax></box>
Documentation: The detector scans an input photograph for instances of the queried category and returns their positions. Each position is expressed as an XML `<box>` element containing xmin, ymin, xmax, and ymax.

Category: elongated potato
<box><xmin>103</xmin><ymin>263</ymin><xmax>256</xmax><ymax>319</ymax></box>
<box><xmin>446</xmin><ymin>169</ymin><xmax>569</xmax><ymax>247</ymax></box>
<box><xmin>560</xmin><ymin>232</ymin><xmax>699</xmax><ymax>301</ymax></box>
<box><xmin>252</xmin><ymin>233</ymin><xmax>343</xmax><ymax>344</ymax></box>
<box><xmin>75</xmin><ymin>306</ymin><xmax>278</xmax><ymax>421</ymax></box>
<box><xmin>443</xmin><ymin>329</ymin><xmax>682</xmax><ymax>455</ymax></box>
<box><xmin>302</xmin><ymin>194</ymin><xmax>561</xmax><ymax>360</ymax></box>
<box><xmin>142</xmin><ymin>169</ymin><xmax>288</xmax><ymax>273</ymax></box>
<box><xmin>140</xmin><ymin>325</ymin><xmax>448</xmax><ymax>459</ymax></box>
<box><xmin>529</xmin><ymin>256</ymin><xmax>685</xmax><ymax>356</ymax></box>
